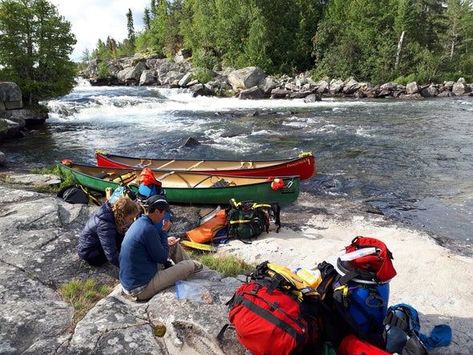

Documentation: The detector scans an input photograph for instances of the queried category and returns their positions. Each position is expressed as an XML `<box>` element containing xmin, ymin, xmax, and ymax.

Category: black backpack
<box><xmin>57</xmin><ymin>185</ymin><xmax>101</xmax><ymax>205</ymax></box>
<box><xmin>227</xmin><ymin>199</ymin><xmax>280</xmax><ymax>241</ymax></box>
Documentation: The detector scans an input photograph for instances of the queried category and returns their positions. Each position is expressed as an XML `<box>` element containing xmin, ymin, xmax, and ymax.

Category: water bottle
<box><xmin>295</xmin><ymin>268</ymin><xmax>322</xmax><ymax>288</ymax></box>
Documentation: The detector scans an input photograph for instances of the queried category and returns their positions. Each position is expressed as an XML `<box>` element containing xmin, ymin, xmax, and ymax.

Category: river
<box><xmin>2</xmin><ymin>81</ymin><xmax>472</xmax><ymax>254</ymax></box>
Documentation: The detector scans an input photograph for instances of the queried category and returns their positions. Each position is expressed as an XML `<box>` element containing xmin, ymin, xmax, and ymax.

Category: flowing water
<box><xmin>2</xmin><ymin>80</ymin><xmax>472</xmax><ymax>253</ymax></box>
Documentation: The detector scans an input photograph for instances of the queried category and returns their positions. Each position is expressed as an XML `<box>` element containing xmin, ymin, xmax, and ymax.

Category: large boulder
<box><xmin>452</xmin><ymin>78</ymin><xmax>471</xmax><ymax>96</ymax></box>
<box><xmin>329</xmin><ymin>79</ymin><xmax>344</xmax><ymax>95</ymax></box>
<box><xmin>0</xmin><ymin>118</ymin><xmax>22</xmax><ymax>141</ymax></box>
<box><xmin>420</xmin><ymin>85</ymin><xmax>439</xmax><ymax>98</ymax></box>
<box><xmin>314</xmin><ymin>80</ymin><xmax>329</xmax><ymax>94</ymax></box>
<box><xmin>117</xmin><ymin>62</ymin><xmax>147</xmax><ymax>84</ymax></box>
<box><xmin>228</xmin><ymin>67</ymin><xmax>266</xmax><ymax>91</ymax></box>
<box><xmin>139</xmin><ymin>70</ymin><xmax>157</xmax><ymax>86</ymax></box>
<box><xmin>343</xmin><ymin>78</ymin><xmax>360</xmax><ymax>95</ymax></box>
<box><xmin>406</xmin><ymin>82</ymin><xmax>419</xmax><ymax>94</ymax></box>
<box><xmin>0</xmin><ymin>82</ymin><xmax>23</xmax><ymax>110</ymax></box>
<box><xmin>270</xmin><ymin>88</ymin><xmax>290</xmax><ymax>99</ymax></box>
<box><xmin>4</xmin><ymin>108</ymin><xmax>48</xmax><ymax>126</ymax></box>
<box><xmin>258</xmin><ymin>76</ymin><xmax>279</xmax><ymax>94</ymax></box>
<box><xmin>239</xmin><ymin>86</ymin><xmax>265</xmax><ymax>100</ymax></box>
<box><xmin>0</xmin><ymin>151</ymin><xmax>6</xmax><ymax>166</ymax></box>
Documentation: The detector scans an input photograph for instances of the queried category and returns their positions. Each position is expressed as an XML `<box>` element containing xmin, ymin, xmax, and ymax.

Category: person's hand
<box><xmin>167</xmin><ymin>236</ymin><xmax>180</xmax><ymax>246</ymax></box>
<box><xmin>162</xmin><ymin>219</ymin><xmax>172</xmax><ymax>232</ymax></box>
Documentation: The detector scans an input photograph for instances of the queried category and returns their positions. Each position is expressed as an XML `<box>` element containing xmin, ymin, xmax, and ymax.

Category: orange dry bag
<box><xmin>186</xmin><ymin>210</ymin><xmax>227</xmax><ymax>244</ymax></box>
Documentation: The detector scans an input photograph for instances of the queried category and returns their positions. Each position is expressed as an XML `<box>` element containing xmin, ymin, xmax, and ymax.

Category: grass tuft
<box><xmin>191</xmin><ymin>252</ymin><xmax>255</xmax><ymax>277</ymax></box>
<box><xmin>59</xmin><ymin>278</ymin><xmax>114</xmax><ymax>326</ymax></box>
<box><xmin>30</xmin><ymin>164</ymin><xmax>76</xmax><ymax>193</ymax></box>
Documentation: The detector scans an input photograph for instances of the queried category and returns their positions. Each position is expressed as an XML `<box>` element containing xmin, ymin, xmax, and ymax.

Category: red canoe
<box><xmin>95</xmin><ymin>151</ymin><xmax>316</xmax><ymax>180</ymax></box>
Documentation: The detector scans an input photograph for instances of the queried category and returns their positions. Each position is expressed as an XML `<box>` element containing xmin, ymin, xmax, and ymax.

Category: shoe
<box><xmin>193</xmin><ymin>261</ymin><xmax>203</xmax><ymax>273</ymax></box>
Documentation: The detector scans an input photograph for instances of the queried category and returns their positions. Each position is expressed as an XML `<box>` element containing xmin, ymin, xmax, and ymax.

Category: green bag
<box><xmin>227</xmin><ymin>199</ymin><xmax>280</xmax><ymax>242</ymax></box>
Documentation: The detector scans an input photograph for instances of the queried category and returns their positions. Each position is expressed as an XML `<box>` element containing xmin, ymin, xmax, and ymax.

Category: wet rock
<box><xmin>380</xmin><ymin>82</ymin><xmax>397</xmax><ymax>91</ymax></box>
<box><xmin>178</xmin><ymin>72</ymin><xmax>193</xmax><ymax>87</ymax></box>
<box><xmin>238</xmin><ymin>86</ymin><xmax>265</xmax><ymax>100</ymax></box>
<box><xmin>329</xmin><ymin>79</ymin><xmax>344</xmax><ymax>95</ymax></box>
<box><xmin>0</xmin><ymin>82</ymin><xmax>23</xmax><ymax>110</ymax></box>
<box><xmin>117</xmin><ymin>62</ymin><xmax>147</xmax><ymax>84</ymax></box>
<box><xmin>420</xmin><ymin>85</ymin><xmax>439</xmax><ymax>98</ymax></box>
<box><xmin>0</xmin><ymin>119</ymin><xmax>22</xmax><ymax>141</ymax></box>
<box><xmin>406</xmin><ymin>82</ymin><xmax>419</xmax><ymax>94</ymax></box>
<box><xmin>190</xmin><ymin>83</ymin><xmax>214</xmax><ymax>97</ymax></box>
<box><xmin>289</xmin><ymin>91</ymin><xmax>312</xmax><ymax>99</ymax></box>
<box><xmin>228</xmin><ymin>66</ymin><xmax>266</xmax><ymax>91</ymax></box>
<box><xmin>4</xmin><ymin>108</ymin><xmax>48</xmax><ymax>126</ymax></box>
<box><xmin>314</xmin><ymin>80</ymin><xmax>329</xmax><ymax>94</ymax></box>
<box><xmin>399</xmin><ymin>93</ymin><xmax>423</xmax><ymax>100</ymax></box>
<box><xmin>343</xmin><ymin>78</ymin><xmax>360</xmax><ymax>95</ymax></box>
<box><xmin>304</xmin><ymin>93</ymin><xmax>322</xmax><ymax>103</ymax></box>
<box><xmin>0</xmin><ymin>151</ymin><xmax>5</xmax><ymax>166</ymax></box>
<box><xmin>139</xmin><ymin>70</ymin><xmax>157</xmax><ymax>86</ymax></box>
<box><xmin>438</xmin><ymin>90</ymin><xmax>454</xmax><ymax>97</ymax></box>
<box><xmin>181</xmin><ymin>137</ymin><xmax>201</xmax><ymax>148</ymax></box>
<box><xmin>452</xmin><ymin>78</ymin><xmax>471</xmax><ymax>96</ymax></box>
<box><xmin>270</xmin><ymin>88</ymin><xmax>290</xmax><ymax>99</ymax></box>
<box><xmin>258</xmin><ymin>76</ymin><xmax>279</xmax><ymax>95</ymax></box>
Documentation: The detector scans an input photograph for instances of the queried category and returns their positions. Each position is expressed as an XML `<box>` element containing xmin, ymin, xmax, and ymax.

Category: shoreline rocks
<box><xmin>81</xmin><ymin>55</ymin><xmax>473</xmax><ymax>101</ymax></box>
<box><xmin>0</xmin><ymin>82</ymin><xmax>49</xmax><ymax>146</ymax></box>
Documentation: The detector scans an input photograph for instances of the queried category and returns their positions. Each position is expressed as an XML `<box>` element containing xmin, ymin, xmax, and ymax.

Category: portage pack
<box><xmin>186</xmin><ymin>208</ymin><xmax>227</xmax><ymax>244</ymax></box>
<box><xmin>220</xmin><ymin>261</ymin><xmax>334</xmax><ymax>355</ymax></box>
<box><xmin>227</xmin><ymin>199</ymin><xmax>280</xmax><ymax>242</ymax></box>
<box><xmin>331</xmin><ymin>237</ymin><xmax>397</xmax><ymax>346</ymax></box>
<box><xmin>57</xmin><ymin>185</ymin><xmax>101</xmax><ymax>205</ymax></box>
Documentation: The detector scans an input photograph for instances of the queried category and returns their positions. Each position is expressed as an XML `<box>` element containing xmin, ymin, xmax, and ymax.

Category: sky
<box><xmin>50</xmin><ymin>0</ymin><xmax>149</xmax><ymax>61</ymax></box>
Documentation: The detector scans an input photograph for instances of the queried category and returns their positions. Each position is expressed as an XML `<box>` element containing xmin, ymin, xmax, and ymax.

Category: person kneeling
<box><xmin>119</xmin><ymin>195</ymin><xmax>202</xmax><ymax>301</ymax></box>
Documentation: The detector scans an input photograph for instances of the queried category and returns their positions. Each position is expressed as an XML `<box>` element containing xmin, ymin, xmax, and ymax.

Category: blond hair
<box><xmin>112</xmin><ymin>196</ymin><xmax>140</xmax><ymax>234</ymax></box>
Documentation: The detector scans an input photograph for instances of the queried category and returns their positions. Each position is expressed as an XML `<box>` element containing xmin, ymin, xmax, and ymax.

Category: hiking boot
<box><xmin>193</xmin><ymin>261</ymin><xmax>203</xmax><ymax>273</ymax></box>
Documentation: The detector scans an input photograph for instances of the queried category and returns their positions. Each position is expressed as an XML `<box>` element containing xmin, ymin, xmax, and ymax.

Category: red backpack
<box><xmin>220</xmin><ymin>262</ymin><xmax>326</xmax><ymax>355</ymax></box>
<box><xmin>338</xmin><ymin>334</ymin><xmax>390</xmax><ymax>355</ymax></box>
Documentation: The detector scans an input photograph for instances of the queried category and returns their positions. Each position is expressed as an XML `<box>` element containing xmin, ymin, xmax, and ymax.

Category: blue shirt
<box><xmin>119</xmin><ymin>215</ymin><xmax>168</xmax><ymax>291</ymax></box>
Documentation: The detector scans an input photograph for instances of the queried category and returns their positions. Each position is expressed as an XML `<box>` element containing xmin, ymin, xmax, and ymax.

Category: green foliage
<box><xmin>30</xmin><ymin>164</ymin><xmax>75</xmax><ymax>193</ymax></box>
<box><xmin>59</xmin><ymin>279</ymin><xmax>114</xmax><ymax>326</ymax></box>
<box><xmin>97</xmin><ymin>62</ymin><xmax>111</xmax><ymax>80</ymax></box>
<box><xmin>0</xmin><ymin>0</ymin><xmax>76</xmax><ymax>104</ymax></box>
<box><xmin>192</xmin><ymin>67</ymin><xmax>214</xmax><ymax>83</ymax></box>
<box><xmin>193</xmin><ymin>253</ymin><xmax>255</xmax><ymax>277</ymax></box>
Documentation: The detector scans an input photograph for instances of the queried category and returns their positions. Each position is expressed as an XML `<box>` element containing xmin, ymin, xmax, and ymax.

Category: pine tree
<box><xmin>144</xmin><ymin>8</ymin><xmax>151</xmax><ymax>30</ymax></box>
<box><xmin>126</xmin><ymin>8</ymin><xmax>135</xmax><ymax>52</ymax></box>
<box><xmin>0</xmin><ymin>0</ymin><xmax>76</xmax><ymax>103</ymax></box>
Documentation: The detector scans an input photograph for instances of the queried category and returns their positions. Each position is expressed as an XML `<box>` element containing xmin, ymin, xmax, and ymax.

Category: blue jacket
<box><xmin>78</xmin><ymin>203</ymin><xmax>121</xmax><ymax>267</ymax></box>
<box><xmin>119</xmin><ymin>215</ymin><xmax>169</xmax><ymax>291</ymax></box>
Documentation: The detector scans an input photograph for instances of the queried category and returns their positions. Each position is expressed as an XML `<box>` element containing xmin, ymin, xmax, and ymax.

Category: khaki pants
<box><xmin>135</xmin><ymin>243</ymin><xmax>197</xmax><ymax>301</ymax></box>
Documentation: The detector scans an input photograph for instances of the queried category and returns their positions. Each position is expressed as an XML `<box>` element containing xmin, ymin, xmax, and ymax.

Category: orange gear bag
<box><xmin>186</xmin><ymin>209</ymin><xmax>227</xmax><ymax>244</ymax></box>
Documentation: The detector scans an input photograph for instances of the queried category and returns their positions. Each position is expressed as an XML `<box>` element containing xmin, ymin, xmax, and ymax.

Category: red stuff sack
<box><xmin>345</xmin><ymin>236</ymin><xmax>397</xmax><ymax>282</ymax></box>
<box><xmin>228</xmin><ymin>281</ymin><xmax>310</xmax><ymax>355</ymax></box>
<box><xmin>338</xmin><ymin>334</ymin><xmax>391</xmax><ymax>355</ymax></box>
<box><xmin>139</xmin><ymin>167</ymin><xmax>162</xmax><ymax>187</ymax></box>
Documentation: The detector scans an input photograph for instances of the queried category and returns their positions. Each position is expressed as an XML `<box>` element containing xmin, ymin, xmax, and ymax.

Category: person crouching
<box><xmin>119</xmin><ymin>195</ymin><xmax>202</xmax><ymax>301</ymax></box>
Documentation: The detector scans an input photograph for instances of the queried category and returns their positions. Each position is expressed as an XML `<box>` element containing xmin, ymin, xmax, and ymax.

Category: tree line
<box><xmin>93</xmin><ymin>0</ymin><xmax>473</xmax><ymax>84</ymax></box>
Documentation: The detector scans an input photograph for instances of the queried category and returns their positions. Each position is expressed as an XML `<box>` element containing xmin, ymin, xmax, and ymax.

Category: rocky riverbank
<box><xmin>0</xmin><ymin>174</ymin><xmax>472</xmax><ymax>354</ymax></box>
<box><xmin>82</xmin><ymin>53</ymin><xmax>473</xmax><ymax>101</ymax></box>
<box><xmin>0</xmin><ymin>82</ymin><xmax>48</xmax><ymax>151</ymax></box>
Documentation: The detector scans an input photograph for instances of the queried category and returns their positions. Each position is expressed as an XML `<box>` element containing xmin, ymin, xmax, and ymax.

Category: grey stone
<box><xmin>438</xmin><ymin>90</ymin><xmax>454</xmax><ymax>97</ymax></box>
<box><xmin>4</xmin><ymin>108</ymin><xmax>47</xmax><ymax>126</ymax></box>
<box><xmin>452</xmin><ymin>79</ymin><xmax>471</xmax><ymax>96</ymax></box>
<box><xmin>329</xmin><ymin>79</ymin><xmax>344</xmax><ymax>95</ymax></box>
<box><xmin>343</xmin><ymin>78</ymin><xmax>360</xmax><ymax>94</ymax></box>
<box><xmin>399</xmin><ymin>93</ymin><xmax>423</xmax><ymax>100</ymax></box>
<box><xmin>0</xmin><ymin>82</ymin><xmax>22</xmax><ymax>103</ymax></box>
<box><xmin>190</xmin><ymin>83</ymin><xmax>213</xmax><ymax>97</ymax></box>
<box><xmin>304</xmin><ymin>93</ymin><xmax>322</xmax><ymax>103</ymax></box>
<box><xmin>258</xmin><ymin>76</ymin><xmax>279</xmax><ymax>94</ymax></box>
<box><xmin>4</xmin><ymin>100</ymin><xmax>23</xmax><ymax>110</ymax></box>
<box><xmin>289</xmin><ymin>91</ymin><xmax>312</xmax><ymax>99</ymax></box>
<box><xmin>380</xmin><ymin>82</ymin><xmax>397</xmax><ymax>91</ymax></box>
<box><xmin>4</xmin><ymin>173</ymin><xmax>61</xmax><ymax>186</ymax></box>
<box><xmin>238</xmin><ymin>86</ymin><xmax>265</xmax><ymax>100</ymax></box>
<box><xmin>406</xmin><ymin>82</ymin><xmax>419</xmax><ymax>95</ymax></box>
<box><xmin>270</xmin><ymin>88</ymin><xmax>290</xmax><ymax>99</ymax></box>
<box><xmin>228</xmin><ymin>67</ymin><xmax>266</xmax><ymax>91</ymax></box>
<box><xmin>443</xmin><ymin>81</ymin><xmax>455</xmax><ymax>91</ymax></box>
<box><xmin>0</xmin><ymin>118</ymin><xmax>21</xmax><ymax>141</ymax></box>
<box><xmin>181</xmin><ymin>137</ymin><xmax>201</xmax><ymax>148</ymax></box>
<box><xmin>420</xmin><ymin>85</ymin><xmax>439</xmax><ymax>98</ymax></box>
<box><xmin>178</xmin><ymin>72</ymin><xmax>193</xmax><ymax>87</ymax></box>
<box><xmin>139</xmin><ymin>70</ymin><xmax>156</xmax><ymax>86</ymax></box>
<box><xmin>117</xmin><ymin>62</ymin><xmax>147</xmax><ymax>83</ymax></box>
<box><xmin>0</xmin><ymin>101</ymin><xmax>5</xmax><ymax>112</ymax></box>
<box><xmin>314</xmin><ymin>80</ymin><xmax>329</xmax><ymax>94</ymax></box>
<box><xmin>0</xmin><ymin>151</ymin><xmax>5</xmax><ymax>166</ymax></box>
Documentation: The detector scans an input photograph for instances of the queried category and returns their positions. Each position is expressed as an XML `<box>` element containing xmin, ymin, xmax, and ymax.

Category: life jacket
<box><xmin>186</xmin><ymin>209</ymin><xmax>227</xmax><ymax>244</ymax></box>
<box><xmin>227</xmin><ymin>199</ymin><xmax>280</xmax><ymax>242</ymax></box>
<box><xmin>219</xmin><ymin>261</ymin><xmax>334</xmax><ymax>355</ymax></box>
<box><xmin>331</xmin><ymin>237</ymin><xmax>396</xmax><ymax>346</ymax></box>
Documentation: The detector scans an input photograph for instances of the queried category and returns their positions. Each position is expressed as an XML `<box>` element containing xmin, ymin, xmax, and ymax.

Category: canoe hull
<box><xmin>58</xmin><ymin>164</ymin><xmax>300</xmax><ymax>205</ymax></box>
<box><xmin>96</xmin><ymin>152</ymin><xmax>316</xmax><ymax>180</ymax></box>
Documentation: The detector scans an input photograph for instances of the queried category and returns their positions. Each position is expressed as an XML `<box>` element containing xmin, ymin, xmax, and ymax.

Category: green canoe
<box><xmin>57</xmin><ymin>163</ymin><xmax>300</xmax><ymax>205</ymax></box>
